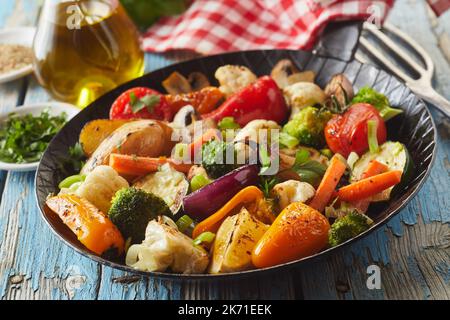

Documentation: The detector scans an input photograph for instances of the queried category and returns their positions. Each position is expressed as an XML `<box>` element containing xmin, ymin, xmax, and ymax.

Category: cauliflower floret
<box><xmin>215</xmin><ymin>65</ymin><xmax>257</xmax><ymax>97</ymax></box>
<box><xmin>75</xmin><ymin>165</ymin><xmax>129</xmax><ymax>213</ymax></box>
<box><xmin>133</xmin><ymin>164</ymin><xmax>189</xmax><ymax>214</ymax></box>
<box><xmin>271</xmin><ymin>180</ymin><xmax>315</xmax><ymax>211</ymax></box>
<box><xmin>125</xmin><ymin>217</ymin><xmax>209</xmax><ymax>274</ymax></box>
<box><xmin>233</xmin><ymin>120</ymin><xmax>281</xmax><ymax>162</ymax></box>
<box><xmin>283</xmin><ymin>82</ymin><xmax>326</xmax><ymax>118</ymax></box>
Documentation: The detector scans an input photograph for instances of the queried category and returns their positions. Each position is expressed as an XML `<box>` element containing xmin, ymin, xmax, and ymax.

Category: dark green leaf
<box><xmin>291</xmin><ymin>149</ymin><xmax>327</xmax><ymax>187</ymax></box>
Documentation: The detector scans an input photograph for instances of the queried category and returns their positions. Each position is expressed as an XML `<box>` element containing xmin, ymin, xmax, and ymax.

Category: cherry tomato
<box><xmin>109</xmin><ymin>87</ymin><xmax>173</xmax><ymax>121</ymax></box>
<box><xmin>324</xmin><ymin>103</ymin><xmax>386</xmax><ymax>158</ymax></box>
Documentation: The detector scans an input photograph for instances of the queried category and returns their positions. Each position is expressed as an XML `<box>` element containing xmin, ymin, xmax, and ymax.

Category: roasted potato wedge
<box><xmin>81</xmin><ymin>120</ymin><xmax>175</xmax><ymax>175</ymax></box>
<box><xmin>79</xmin><ymin>119</ymin><xmax>129</xmax><ymax>157</ymax></box>
<box><xmin>209</xmin><ymin>207</ymin><xmax>269</xmax><ymax>274</ymax></box>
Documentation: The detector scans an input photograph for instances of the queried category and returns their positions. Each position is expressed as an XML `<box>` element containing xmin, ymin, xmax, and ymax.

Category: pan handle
<box><xmin>314</xmin><ymin>21</ymin><xmax>363</xmax><ymax>62</ymax></box>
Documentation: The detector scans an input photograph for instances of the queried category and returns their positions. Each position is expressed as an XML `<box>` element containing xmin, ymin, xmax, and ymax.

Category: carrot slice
<box><xmin>337</xmin><ymin>170</ymin><xmax>402</xmax><ymax>202</ymax></box>
<box><xmin>188</xmin><ymin>128</ymin><xmax>221</xmax><ymax>158</ymax></box>
<box><xmin>351</xmin><ymin>160</ymin><xmax>389</xmax><ymax>212</ymax></box>
<box><xmin>309</xmin><ymin>155</ymin><xmax>347</xmax><ymax>212</ymax></box>
<box><xmin>109</xmin><ymin>153</ymin><xmax>192</xmax><ymax>176</ymax></box>
<box><xmin>192</xmin><ymin>186</ymin><xmax>264</xmax><ymax>239</ymax></box>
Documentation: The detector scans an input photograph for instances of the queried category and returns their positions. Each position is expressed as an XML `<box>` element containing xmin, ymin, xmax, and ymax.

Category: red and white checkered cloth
<box><xmin>427</xmin><ymin>0</ymin><xmax>450</xmax><ymax>16</ymax></box>
<box><xmin>142</xmin><ymin>0</ymin><xmax>394</xmax><ymax>54</ymax></box>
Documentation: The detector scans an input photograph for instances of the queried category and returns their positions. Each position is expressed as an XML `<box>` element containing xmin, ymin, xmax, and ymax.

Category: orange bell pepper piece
<box><xmin>46</xmin><ymin>194</ymin><xmax>124</xmax><ymax>256</ymax></box>
<box><xmin>252</xmin><ymin>202</ymin><xmax>330</xmax><ymax>268</ymax></box>
<box><xmin>192</xmin><ymin>186</ymin><xmax>264</xmax><ymax>239</ymax></box>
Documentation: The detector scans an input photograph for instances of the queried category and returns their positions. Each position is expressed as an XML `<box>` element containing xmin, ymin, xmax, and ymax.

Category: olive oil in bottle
<box><xmin>33</xmin><ymin>0</ymin><xmax>144</xmax><ymax>108</ymax></box>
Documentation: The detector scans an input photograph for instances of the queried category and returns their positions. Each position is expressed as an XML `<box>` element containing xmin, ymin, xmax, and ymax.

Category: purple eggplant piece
<box><xmin>182</xmin><ymin>164</ymin><xmax>260</xmax><ymax>220</ymax></box>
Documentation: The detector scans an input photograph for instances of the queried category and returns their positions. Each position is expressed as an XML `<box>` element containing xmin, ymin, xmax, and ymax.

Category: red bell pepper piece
<box><xmin>201</xmin><ymin>76</ymin><xmax>288</xmax><ymax>126</ymax></box>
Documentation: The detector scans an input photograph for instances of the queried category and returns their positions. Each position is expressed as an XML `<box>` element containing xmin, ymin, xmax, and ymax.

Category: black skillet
<box><xmin>35</xmin><ymin>22</ymin><xmax>436</xmax><ymax>280</ymax></box>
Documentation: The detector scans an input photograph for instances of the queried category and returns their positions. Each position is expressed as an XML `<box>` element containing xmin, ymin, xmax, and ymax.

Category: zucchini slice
<box><xmin>350</xmin><ymin>141</ymin><xmax>414</xmax><ymax>201</ymax></box>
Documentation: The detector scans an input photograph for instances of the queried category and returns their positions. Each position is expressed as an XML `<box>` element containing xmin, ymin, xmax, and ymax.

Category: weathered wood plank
<box><xmin>0</xmin><ymin>0</ymin><xmax>449</xmax><ymax>300</ymax></box>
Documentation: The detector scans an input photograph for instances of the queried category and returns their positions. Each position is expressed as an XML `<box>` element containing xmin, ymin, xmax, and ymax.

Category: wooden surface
<box><xmin>0</xmin><ymin>0</ymin><xmax>449</xmax><ymax>300</ymax></box>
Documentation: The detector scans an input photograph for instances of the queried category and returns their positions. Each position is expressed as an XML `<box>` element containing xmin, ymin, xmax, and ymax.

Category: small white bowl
<box><xmin>0</xmin><ymin>27</ymin><xmax>36</xmax><ymax>84</ymax></box>
<box><xmin>0</xmin><ymin>102</ymin><xmax>79</xmax><ymax>172</ymax></box>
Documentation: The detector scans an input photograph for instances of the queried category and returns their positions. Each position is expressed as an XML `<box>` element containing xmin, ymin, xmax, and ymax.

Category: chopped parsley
<box><xmin>0</xmin><ymin>109</ymin><xmax>67</xmax><ymax>163</ymax></box>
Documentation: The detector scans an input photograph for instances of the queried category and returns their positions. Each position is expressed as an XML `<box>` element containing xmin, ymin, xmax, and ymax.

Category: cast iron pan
<box><xmin>35</xmin><ymin>22</ymin><xmax>436</xmax><ymax>280</ymax></box>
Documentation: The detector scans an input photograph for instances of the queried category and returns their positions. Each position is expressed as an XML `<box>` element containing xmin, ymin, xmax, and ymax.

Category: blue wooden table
<box><xmin>0</xmin><ymin>0</ymin><xmax>449</xmax><ymax>300</ymax></box>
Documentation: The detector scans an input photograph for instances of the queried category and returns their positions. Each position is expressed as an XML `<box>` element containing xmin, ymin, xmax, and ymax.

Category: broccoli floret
<box><xmin>328</xmin><ymin>211</ymin><xmax>372</xmax><ymax>247</ymax></box>
<box><xmin>282</xmin><ymin>106</ymin><xmax>331</xmax><ymax>148</ymax></box>
<box><xmin>108</xmin><ymin>187</ymin><xmax>171</xmax><ymax>244</ymax></box>
<box><xmin>351</xmin><ymin>86</ymin><xmax>402</xmax><ymax>121</ymax></box>
<box><xmin>201</xmin><ymin>139</ymin><xmax>238</xmax><ymax>179</ymax></box>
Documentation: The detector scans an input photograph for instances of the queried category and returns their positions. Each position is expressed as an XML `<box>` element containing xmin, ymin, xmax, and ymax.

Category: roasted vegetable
<box><xmin>233</xmin><ymin>119</ymin><xmax>281</xmax><ymax>160</ymax></box>
<box><xmin>350</xmin><ymin>141</ymin><xmax>414</xmax><ymax>201</ymax></box>
<box><xmin>283</xmin><ymin>82</ymin><xmax>326</xmax><ymax>118</ymax></box>
<box><xmin>79</xmin><ymin>119</ymin><xmax>129</xmax><ymax>157</ymax></box>
<box><xmin>190</xmin><ymin>174</ymin><xmax>211</xmax><ymax>192</ymax></box>
<box><xmin>282</xmin><ymin>106</ymin><xmax>332</xmax><ymax>148</ymax></box>
<box><xmin>183</xmin><ymin>164</ymin><xmax>260</xmax><ymax>220</ymax></box>
<box><xmin>324</xmin><ymin>74</ymin><xmax>354</xmax><ymax>110</ymax></box>
<box><xmin>351</xmin><ymin>86</ymin><xmax>402</xmax><ymax>121</ymax></box>
<box><xmin>125</xmin><ymin>217</ymin><xmax>209</xmax><ymax>274</ymax></box>
<box><xmin>209</xmin><ymin>207</ymin><xmax>269</xmax><ymax>274</ymax></box>
<box><xmin>271</xmin><ymin>59</ymin><xmax>315</xmax><ymax>89</ymax></box>
<box><xmin>287</xmin><ymin>148</ymin><xmax>328</xmax><ymax>187</ymax></box>
<box><xmin>188</xmin><ymin>128</ymin><xmax>221</xmax><ymax>160</ymax></box>
<box><xmin>165</xmin><ymin>86</ymin><xmax>224</xmax><ymax>115</ymax></box>
<box><xmin>74</xmin><ymin>165</ymin><xmax>129</xmax><ymax>214</ymax></box>
<box><xmin>108</xmin><ymin>187</ymin><xmax>171</xmax><ymax>244</ymax></box>
<box><xmin>109</xmin><ymin>153</ymin><xmax>192</xmax><ymax>176</ymax></box>
<box><xmin>81</xmin><ymin>120</ymin><xmax>175</xmax><ymax>174</ymax></box>
<box><xmin>46</xmin><ymin>194</ymin><xmax>124</xmax><ymax>256</ymax></box>
<box><xmin>133</xmin><ymin>163</ymin><xmax>189</xmax><ymax>214</ymax></box>
<box><xmin>162</xmin><ymin>71</ymin><xmax>192</xmax><ymax>94</ymax></box>
<box><xmin>324</xmin><ymin>103</ymin><xmax>387</xmax><ymax>158</ymax></box>
<box><xmin>271</xmin><ymin>180</ymin><xmax>315</xmax><ymax>211</ymax></box>
<box><xmin>109</xmin><ymin>87</ymin><xmax>173</xmax><ymax>121</ymax></box>
<box><xmin>202</xmin><ymin>76</ymin><xmax>289</xmax><ymax>127</ymax></box>
<box><xmin>192</xmin><ymin>186</ymin><xmax>268</xmax><ymax>238</ymax></box>
<box><xmin>309</xmin><ymin>154</ymin><xmax>347</xmax><ymax>212</ymax></box>
<box><xmin>349</xmin><ymin>160</ymin><xmax>388</xmax><ymax>213</ymax></box>
<box><xmin>201</xmin><ymin>139</ymin><xmax>239</xmax><ymax>179</ymax></box>
<box><xmin>215</xmin><ymin>65</ymin><xmax>257</xmax><ymax>97</ymax></box>
<box><xmin>337</xmin><ymin>170</ymin><xmax>402</xmax><ymax>202</ymax></box>
<box><xmin>328</xmin><ymin>211</ymin><xmax>373</xmax><ymax>247</ymax></box>
<box><xmin>252</xmin><ymin>202</ymin><xmax>330</xmax><ymax>268</ymax></box>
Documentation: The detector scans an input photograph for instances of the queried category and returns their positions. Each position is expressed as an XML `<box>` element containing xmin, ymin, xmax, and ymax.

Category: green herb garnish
<box><xmin>0</xmin><ymin>109</ymin><xmax>67</xmax><ymax>163</ymax></box>
<box><xmin>291</xmin><ymin>148</ymin><xmax>327</xmax><ymax>187</ymax></box>
<box><xmin>130</xmin><ymin>93</ymin><xmax>160</xmax><ymax>113</ymax></box>
<box><xmin>259</xmin><ymin>175</ymin><xmax>279</xmax><ymax>198</ymax></box>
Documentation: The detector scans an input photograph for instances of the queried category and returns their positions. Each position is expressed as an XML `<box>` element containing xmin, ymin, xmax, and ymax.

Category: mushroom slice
<box><xmin>187</xmin><ymin>72</ymin><xmax>210</xmax><ymax>91</ymax></box>
<box><xmin>162</xmin><ymin>71</ymin><xmax>192</xmax><ymax>94</ymax></box>
<box><xmin>172</xmin><ymin>105</ymin><xmax>197</xmax><ymax>127</ymax></box>
<box><xmin>272</xmin><ymin>59</ymin><xmax>317</xmax><ymax>88</ymax></box>
<box><xmin>324</xmin><ymin>74</ymin><xmax>354</xmax><ymax>108</ymax></box>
